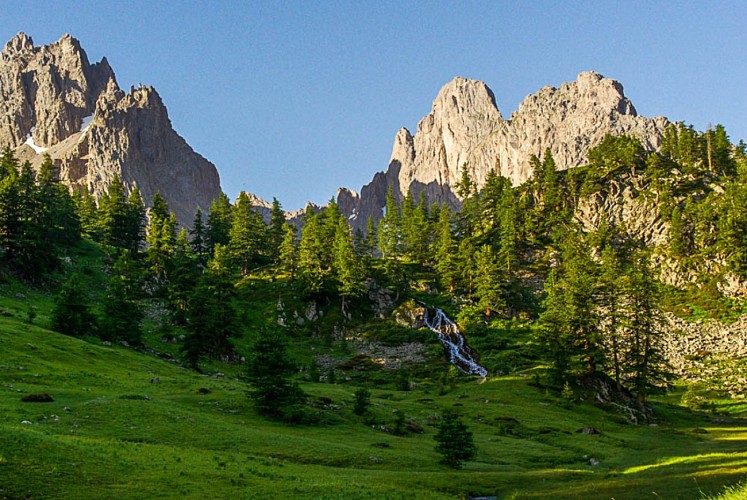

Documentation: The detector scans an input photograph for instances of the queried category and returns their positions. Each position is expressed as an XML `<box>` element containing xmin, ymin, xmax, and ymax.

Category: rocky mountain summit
<box><xmin>0</xmin><ymin>33</ymin><xmax>221</xmax><ymax>225</ymax></box>
<box><xmin>341</xmin><ymin>72</ymin><xmax>669</xmax><ymax>227</ymax></box>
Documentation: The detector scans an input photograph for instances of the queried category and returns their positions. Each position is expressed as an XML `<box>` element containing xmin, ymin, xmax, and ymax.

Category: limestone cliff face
<box><xmin>342</xmin><ymin>72</ymin><xmax>669</xmax><ymax>227</ymax></box>
<box><xmin>1</xmin><ymin>33</ymin><xmax>221</xmax><ymax>226</ymax></box>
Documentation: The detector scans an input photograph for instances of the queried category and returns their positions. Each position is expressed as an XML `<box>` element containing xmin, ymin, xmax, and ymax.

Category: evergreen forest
<box><xmin>1</xmin><ymin>123</ymin><xmax>747</xmax><ymax>498</ymax></box>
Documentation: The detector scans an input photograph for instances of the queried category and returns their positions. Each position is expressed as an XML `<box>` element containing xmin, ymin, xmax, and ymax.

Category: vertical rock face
<box><xmin>1</xmin><ymin>33</ymin><xmax>221</xmax><ymax>226</ymax></box>
<box><xmin>341</xmin><ymin>71</ymin><xmax>669</xmax><ymax>227</ymax></box>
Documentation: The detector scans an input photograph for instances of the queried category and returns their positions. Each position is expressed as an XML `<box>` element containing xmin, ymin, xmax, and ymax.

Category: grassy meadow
<box><xmin>1</xmin><ymin>310</ymin><xmax>746</xmax><ymax>498</ymax></box>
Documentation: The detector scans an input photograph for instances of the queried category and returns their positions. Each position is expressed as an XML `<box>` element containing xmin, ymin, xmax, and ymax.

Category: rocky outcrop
<box><xmin>661</xmin><ymin>313</ymin><xmax>747</xmax><ymax>398</ymax></box>
<box><xmin>341</xmin><ymin>72</ymin><xmax>669</xmax><ymax>227</ymax></box>
<box><xmin>1</xmin><ymin>33</ymin><xmax>221</xmax><ymax>226</ymax></box>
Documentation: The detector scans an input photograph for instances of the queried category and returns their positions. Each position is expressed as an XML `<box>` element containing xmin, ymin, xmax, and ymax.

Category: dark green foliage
<box><xmin>378</xmin><ymin>187</ymin><xmax>401</xmax><ymax>259</ymax></box>
<box><xmin>244</xmin><ymin>328</ymin><xmax>307</xmax><ymax>422</ymax></box>
<box><xmin>434</xmin><ymin>410</ymin><xmax>476</xmax><ymax>469</ymax></box>
<box><xmin>146</xmin><ymin>199</ymin><xmax>177</xmax><ymax>284</ymax></box>
<box><xmin>333</xmin><ymin>217</ymin><xmax>365</xmax><ymax>312</ymax></box>
<box><xmin>207</xmin><ymin>192</ymin><xmax>233</xmax><ymax>252</ymax></box>
<box><xmin>0</xmin><ymin>153</ymin><xmax>80</xmax><ymax>279</ymax></box>
<box><xmin>353</xmin><ymin>387</ymin><xmax>371</xmax><ymax>416</ymax></box>
<box><xmin>101</xmin><ymin>254</ymin><xmax>144</xmax><ymax>344</ymax></box>
<box><xmin>228</xmin><ymin>191</ymin><xmax>266</xmax><ymax>275</ymax></box>
<box><xmin>189</xmin><ymin>208</ymin><xmax>207</xmax><ymax>264</ymax></box>
<box><xmin>166</xmin><ymin>229</ymin><xmax>199</xmax><ymax>325</ymax></box>
<box><xmin>268</xmin><ymin>197</ymin><xmax>285</xmax><ymax>263</ymax></box>
<box><xmin>51</xmin><ymin>273</ymin><xmax>97</xmax><ymax>337</ymax></box>
<box><xmin>182</xmin><ymin>267</ymin><xmax>240</xmax><ymax>369</ymax></box>
<box><xmin>278</xmin><ymin>224</ymin><xmax>298</xmax><ymax>280</ymax></box>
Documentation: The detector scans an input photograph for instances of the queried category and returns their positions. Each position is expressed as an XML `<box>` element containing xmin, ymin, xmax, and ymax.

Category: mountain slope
<box><xmin>0</xmin><ymin>32</ymin><xmax>221</xmax><ymax>225</ymax></box>
<box><xmin>341</xmin><ymin>72</ymin><xmax>668</xmax><ymax>227</ymax></box>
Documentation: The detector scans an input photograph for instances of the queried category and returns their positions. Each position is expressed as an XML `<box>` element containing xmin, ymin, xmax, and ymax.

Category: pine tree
<box><xmin>182</xmin><ymin>268</ymin><xmax>240</xmax><ymax>369</ymax></box>
<box><xmin>244</xmin><ymin>328</ymin><xmax>307</xmax><ymax>422</ymax></box>
<box><xmin>189</xmin><ymin>208</ymin><xmax>207</xmax><ymax>264</ymax></box>
<box><xmin>149</xmin><ymin>192</ymin><xmax>170</xmax><ymax>222</ymax></box>
<box><xmin>125</xmin><ymin>187</ymin><xmax>146</xmax><ymax>254</ymax></box>
<box><xmin>299</xmin><ymin>212</ymin><xmax>328</xmax><ymax>293</ymax></box>
<box><xmin>51</xmin><ymin>273</ymin><xmax>97</xmax><ymax>337</ymax></box>
<box><xmin>378</xmin><ymin>187</ymin><xmax>401</xmax><ymax>259</ymax></box>
<box><xmin>456</xmin><ymin>164</ymin><xmax>478</xmax><ymax>236</ymax></box>
<box><xmin>474</xmin><ymin>244</ymin><xmax>505</xmax><ymax>317</ymax></box>
<box><xmin>400</xmin><ymin>190</ymin><xmax>415</xmax><ymax>257</ymax></box>
<box><xmin>147</xmin><ymin>206</ymin><xmax>177</xmax><ymax>284</ymax></box>
<box><xmin>268</xmin><ymin>197</ymin><xmax>285</xmax><ymax>263</ymax></box>
<box><xmin>99</xmin><ymin>176</ymin><xmax>130</xmax><ymax>249</ymax></box>
<box><xmin>167</xmin><ymin>229</ymin><xmax>199</xmax><ymax>325</ymax></box>
<box><xmin>434</xmin><ymin>206</ymin><xmax>458</xmax><ymax>293</ymax></box>
<box><xmin>278</xmin><ymin>224</ymin><xmax>299</xmax><ymax>280</ymax></box>
<box><xmin>207</xmin><ymin>192</ymin><xmax>233</xmax><ymax>253</ymax></box>
<box><xmin>75</xmin><ymin>189</ymin><xmax>100</xmax><ymax>240</ymax></box>
<box><xmin>101</xmin><ymin>252</ymin><xmax>144</xmax><ymax>344</ymax></box>
<box><xmin>228</xmin><ymin>191</ymin><xmax>262</xmax><ymax>276</ymax></box>
<box><xmin>434</xmin><ymin>410</ymin><xmax>476</xmax><ymax>469</ymax></box>
<box><xmin>360</xmin><ymin>216</ymin><xmax>377</xmax><ymax>258</ymax></box>
<box><xmin>622</xmin><ymin>252</ymin><xmax>665</xmax><ymax>404</ymax></box>
<box><xmin>333</xmin><ymin>217</ymin><xmax>365</xmax><ymax>313</ymax></box>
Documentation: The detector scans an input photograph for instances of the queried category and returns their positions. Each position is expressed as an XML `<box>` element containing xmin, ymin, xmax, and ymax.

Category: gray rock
<box><xmin>339</xmin><ymin>72</ymin><xmax>668</xmax><ymax>229</ymax></box>
<box><xmin>1</xmin><ymin>33</ymin><xmax>221</xmax><ymax>227</ymax></box>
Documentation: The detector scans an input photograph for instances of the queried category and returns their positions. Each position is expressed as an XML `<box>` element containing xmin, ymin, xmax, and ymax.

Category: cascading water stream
<box><xmin>422</xmin><ymin>306</ymin><xmax>488</xmax><ymax>378</ymax></box>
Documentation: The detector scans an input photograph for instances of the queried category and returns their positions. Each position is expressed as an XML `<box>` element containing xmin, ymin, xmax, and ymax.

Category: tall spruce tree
<box><xmin>279</xmin><ymin>224</ymin><xmax>299</xmax><ymax>280</ymax></box>
<box><xmin>207</xmin><ymin>192</ymin><xmax>233</xmax><ymax>252</ymax></box>
<box><xmin>51</xmin><ymin>273</ymin><xmax>97</xmax><ymax>337</ymax></box>
<box><xmin>333</xmin><ymin>217</ymin><xmax>365</xmax><ymax>313</ymax></box>
<box><xmin>378</xmin><ymin>187</ymin><xmax>401</xmax><ymax>259</ymax></box>
<box><xmin>268</xmin><ymin>197</ymin><xmax>285</xmax><ymax>263</ymax></box>
<box><xmin>244</xmin><ymin>328</ymin><xmax>307</xmax><ymax>422</ymax></box>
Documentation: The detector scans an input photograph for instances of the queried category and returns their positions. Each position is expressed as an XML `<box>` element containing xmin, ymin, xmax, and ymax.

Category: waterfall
<box><xmin>422</xmin><ymin>307</ymin><xmax>488</xmax><ymax>378</ymax></box>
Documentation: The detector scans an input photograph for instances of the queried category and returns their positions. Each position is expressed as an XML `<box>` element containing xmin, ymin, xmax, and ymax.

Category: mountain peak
<box><xmin>432</xmin><ymin>76</ymin><xmax>500</xmax><ymax>118</ymax></box>
<box><xmin>1</xmin><ymin>33</ymin><xmax>221</xmax><ymax>226</ymax></box>
<box><xmin>2</xmin><ymin>32</ymin><xmax>34</xmax><ymax>55</ymax></box>
<box><xmin>340</xmin><ymin>72</ymin><xmax>668</xmax><ymax>229</ymax></box>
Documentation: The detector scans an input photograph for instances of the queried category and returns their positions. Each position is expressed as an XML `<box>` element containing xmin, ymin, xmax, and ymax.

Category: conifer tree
<box><xmin>98</xmin><ymin>176</ymin><xmax>134</xmax><ymax>250</ymax></box>
<box><xmin>268</xmin><ymin>197</ymin><xmax>285</xmax><ymax>263</ymax></box>
<box><xmin>622</xmin><ymin>251</ymin><xmax>665</xmax><ymax>404</ymax></box>
<box><xmin>101</xmin><ymin>252</ymin><xmax>144</xmax><ymax>344</ymax></box>
<box><xmin>378</xmin><ymin>187</ymin><xmax>401</xmax><ymax>259</ymax></box>
<box><xmin>434</xmin><ymin>410</ymin><xmax>476</xmax><ymax>469</ymax></box>
<box><xmin>228</xmin><ymin>191</ymin><xmax>262</xmax><ymax>276</ymax></box>
<box><xmin>400</xmin><ymin>190</ymin><xmax>416</xmax><ymax>257</ymax></box>
<box><xmin>51</xmin><ymin>273</ymin><xmax>97</xmax><ymax>337</ymax></box>
<box><xmin>279</xmin><ymin>224</ymin><xmax>298</xmax><ymax>280</ymax></box>
<box><xmin>207</xmin><ymin>192</ymin><xmax>233</xmax><ymax>252</ymax></box>
<box><xmin>167</xmin><ymin>229</ymin><xmax>199</xmax><ymax>325</ymax></box>
<box><xmin>75</xmin><ymin>189</ymin><xmax>100</xmax><ymax>240</ymax></box>
<box><xmin>333</xmin><ymin>217</ymin><xmax>365</xmax><ymax>313</ymax></box>
<box><xmin>189</xmin><ymin>207</ymin><xmax>207</xmax><ymax>264</ymax></box>
<box><xmin>360</xmin><ymin>216</ymin><xmax>377</xmax><ymax>258</ymax></box>
<box><xmin>299</xmin><ymin>212</ymin><xmax>328</xmax><ymax>293</ymax></box>
<box><xmin>147</xmin><ymin>207</ymin><xmax>177</xmax><ymax>284</ymax></box>
<box><xmin>434</xmin><ymin>206</ymin><xmax>458</xmax><ymax>293</ymax></box>
<box><xmin>182</xmin><ymin>265</ymin><xmax>240</xmax><ymax>369</ymax></box>
<box><xmin>456</xmin><ymin>164</ymin><xmax>478</xmax><ymax>236</ymax></box>
<box><xmin>474</xmin><ymin>244</ymin><xmax>505</xmax><ymax>317</ymax></box>
<box><xmin>0</xmin><ymin>146</ymin><xmax>19</xmax><ymax>179</ymax></box>
<box><xmin>244</xmin><ymin>328</ymin><xmax>307</xmax><ymax>422</ymax></box>
<box><xmin>125</xmin><ymin>187</ymin><xmax>146</xmax><ymax>254</ymax></box>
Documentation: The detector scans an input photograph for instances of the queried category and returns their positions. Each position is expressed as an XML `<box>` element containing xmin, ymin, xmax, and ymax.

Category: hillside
<box><xmin>1</xmin><ymin>288</ymin><xmax>747</xmax><ymax>499</ymax></box>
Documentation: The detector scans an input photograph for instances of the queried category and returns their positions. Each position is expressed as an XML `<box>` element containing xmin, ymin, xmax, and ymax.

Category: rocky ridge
<box><xmin>1</xmin><ymin>33</ymin><xmax>221</xmax><ymax>226</ymax></box>
<box><xmin>340</xmin><ymin>72</ymin><xmax>669</xmax><ymax>228</ymax></box>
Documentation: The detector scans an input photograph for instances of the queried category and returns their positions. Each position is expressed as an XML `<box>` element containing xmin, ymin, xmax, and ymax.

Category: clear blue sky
<box><xmin>2</xmin><ymin>1</ymin><xmax>745</xmax><ymax>210</ymax></box>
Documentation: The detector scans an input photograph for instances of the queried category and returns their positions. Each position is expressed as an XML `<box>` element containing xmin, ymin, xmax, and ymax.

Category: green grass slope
<box><xmin>1</xmin><ymin>314</ymin><xmax>747</xmax><ymax>499</ymax></box>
